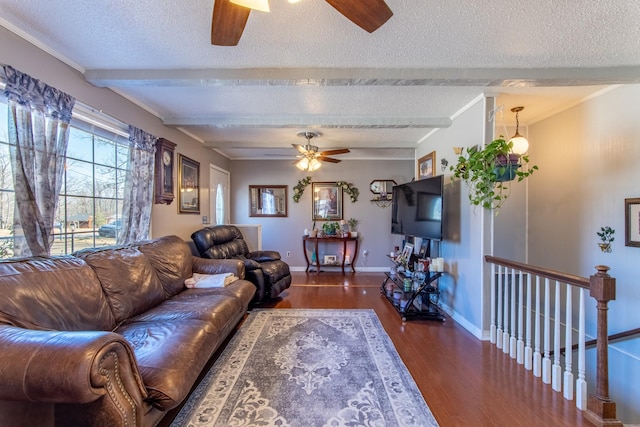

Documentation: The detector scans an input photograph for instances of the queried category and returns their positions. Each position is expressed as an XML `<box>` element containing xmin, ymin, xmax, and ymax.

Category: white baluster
<box><xmin>496</xmin><ymin>265</ymin><xmax>503</xmax><ymax>350</ymax></box>
<box><xmin>542</xmin><ymin>278</ymin><xmax>552</xmax><ymax>384</ymax></box>
<box><xmin>510</xmin><ymin>268</ymin><xmax>517</xmax><ymax>358</ymax></box>
<box><xmin>552</xmin><ymin>281</ymin><xmax>562</xmax><ymax>391</ymax></box>
<box><xmin>563</xmin><ymin>284</ymin><xmax>574</xmax><ymax>401</ymax></box>
<box><xmin>576</xmin><ymin>288</ymin><xmax>587</xmax><ymax>410</ymax></box>
<box><xmin>503</xmin><ymin>268</ymin><xmax>510</xmax><ymax>353</ymax></box>
<box><xmin>490</xmin><ymin>263</ymin><xmax>496</xmax><ymax>344</ymax></box>
<box><xmin>533</xmin><ymin>276</ymin><xmax>542</xmax><ymax>378</ymax></box>
<box><xmin>517</xmin><ymin>270</ymin><xmax>525</xmax><ymax>364</ymax></box>
<box><xmin>524</xmin><ymin>272</ymin><xmax>533</xmax><ymax>370</ymax></box>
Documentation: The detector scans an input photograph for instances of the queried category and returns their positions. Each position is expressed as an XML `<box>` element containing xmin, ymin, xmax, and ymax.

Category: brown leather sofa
<box><xmin>191</xmin><ymin>225</ymin><xmax>291</xmax><ymax>304</ymax></box>
<box><xmin>0</xmin><ymin>235</ymin><xmax>255</xmax><ymax>427</ymax></box>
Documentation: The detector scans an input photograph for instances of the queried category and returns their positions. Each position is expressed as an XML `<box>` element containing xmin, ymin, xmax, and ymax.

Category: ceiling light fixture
<box><xmin>509</xmin><ymin>106</ymin><xmax>529</xmax><ymax>155</ymax></box>
<box><xmin>230</xmin><ymin>0</ymin><xmax>270</xmax><ymax>12</ymax></box>
<box><xmin>230</xmin><ymin>0</ymin><xmax>301</xmax><ymax>12</ymax></box>
<box><xmin>295</xmin><ymin>155</ymin><xmax>322</xmax><ymax>171</ymax></box>
<box><xmin>295</xmin><ymin>157</ymin><xmax>309</xmax><ymax>171</ymax></box>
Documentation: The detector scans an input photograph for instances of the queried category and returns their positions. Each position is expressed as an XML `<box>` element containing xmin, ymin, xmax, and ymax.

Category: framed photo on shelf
<box><xmin>417</xmin><ymin>151</ymin><xmax>436</xmax><ymax>180</ymax></box>
<box><xmin>323</xmin><ymin>255</ymin><xmax>337</xmax><ymax>265</ymax></box>
<box><xmin>397</xmin><ymin>242</ymin><xmax>414</xmax><ymax>263</ymax></box>
<box><xmin>312</xmin><ymin>182</ymin><xmax>343</xmax><ymax>221</ymax></box>
<box><xmin>178</xmin><ymin>154</ymin><xmax>200</xmax><ymax>214</ymax></box>
<box><xmin>625</xmin><ymin>198</ymin><xmax>640</xmax><ymax>247</ymax></box>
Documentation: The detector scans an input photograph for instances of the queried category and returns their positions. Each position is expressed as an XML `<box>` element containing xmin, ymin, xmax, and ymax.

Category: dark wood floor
<box><xmin>258</xmin><ymin>272</ymin><xmax>590</xmax><ymax>427</ymax></box>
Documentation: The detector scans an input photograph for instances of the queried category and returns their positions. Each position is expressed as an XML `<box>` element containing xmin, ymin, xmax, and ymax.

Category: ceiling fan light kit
<box><xmin>212</xmin><ymin>0</ymin><xmax>393</xmax><ymax>46</ymax></box>
<box><xmin>229</xmin><ymin>0</ymin><xmax>270</xmax><ymax>12</ymax></box>
<box><xmin>292</xmin><ymin>131</ymin><xmax>350</xmax><ymax>171</ymax></box>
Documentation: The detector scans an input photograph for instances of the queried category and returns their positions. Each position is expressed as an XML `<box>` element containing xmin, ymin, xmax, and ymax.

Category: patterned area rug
<box><xmin>171</xmin><ymin>309</ymin><xmax>439</xmax><ymax>427</ymax></box>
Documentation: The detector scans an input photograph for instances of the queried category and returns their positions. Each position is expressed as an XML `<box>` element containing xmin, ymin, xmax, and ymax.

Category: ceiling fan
<box><xmin>292</xmin><ymin>131</ymin><xmax>350</xmax><ymax>171</ymax></box>
<box><xmin>211</xmin><ymin>0</ymin><xmax>393</xmax><ymax>46</ymax></box>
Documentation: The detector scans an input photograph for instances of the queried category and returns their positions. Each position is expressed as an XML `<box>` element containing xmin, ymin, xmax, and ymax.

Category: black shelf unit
<box><xmin>381</xmin><ymin>271</ymin><xmax>445</xmax><ymax>322</ymax></box>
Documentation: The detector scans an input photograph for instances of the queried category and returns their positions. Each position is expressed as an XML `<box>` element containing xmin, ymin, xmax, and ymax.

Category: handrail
<box><xmin>484</xmin><ymin>255</ymin><xmax>590</xmax><ymax>289</ymax></box>
<box><xmin>565</xmin><ymin>327</ymin><xmax>640</xmax><ymax>353</ymax></box>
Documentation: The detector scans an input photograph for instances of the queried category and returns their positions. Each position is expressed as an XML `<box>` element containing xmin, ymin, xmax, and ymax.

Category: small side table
<box><xmin>303</xmin><ymin>235</ymin><xmax>359</xmax><ymax>273</ymax></box>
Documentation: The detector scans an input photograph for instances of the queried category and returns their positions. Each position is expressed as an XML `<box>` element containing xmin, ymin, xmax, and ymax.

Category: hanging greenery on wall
<box><xmin>292</xmin><ymin>177</ymin><xmax>360</xmax><ymax>203</ymax></box>
<box><xmin>336</xmin><ymin>181</ymin><xmax>359</xmax><ymax>202</ymax></box>
<box><xmin>292</xmin><ymin>176</ymin><xmax>312</xmax><ymax>202</ymax></box>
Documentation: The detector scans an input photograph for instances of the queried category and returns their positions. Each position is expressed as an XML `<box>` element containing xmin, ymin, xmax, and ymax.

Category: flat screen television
<box><xmin>391</xmin><ymin>175</ymin><xmax>443</xmax><ymax>241</ymax></box>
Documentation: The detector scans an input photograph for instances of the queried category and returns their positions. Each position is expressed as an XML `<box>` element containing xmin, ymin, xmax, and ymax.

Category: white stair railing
<box><xmin>485</xmin><ymin>256</ymin><xmax>621</xmax><ymax>425</ymax></box>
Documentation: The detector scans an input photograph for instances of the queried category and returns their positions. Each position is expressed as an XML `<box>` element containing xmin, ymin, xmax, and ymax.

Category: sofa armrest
<box><xmin>247</xmin><ymin>250</ymin><xmax>281</xmax><ymax>262</ymax></box>
<box><xmin>192</xmin><ymin>256</ymin><xmax>246</xmax><ymax>278</ymax></box>
<box><xmin>0</xmin><ymin>326</ymin><xmax>146</xmax><ymax>405</ymax></box>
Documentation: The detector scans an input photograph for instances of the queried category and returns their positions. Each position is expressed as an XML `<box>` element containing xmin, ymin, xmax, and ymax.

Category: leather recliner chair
<box><xmin>191</xmin><ymin>225</ymin><xmax>292</xmax><ymax>304</ymax></box>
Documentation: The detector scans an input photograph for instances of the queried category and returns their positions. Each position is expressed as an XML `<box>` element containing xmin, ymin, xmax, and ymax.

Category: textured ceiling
<box><xmin>1</xmin><ymin>0</ymin><xmax>639</xmax><ymax>160</ymax></box>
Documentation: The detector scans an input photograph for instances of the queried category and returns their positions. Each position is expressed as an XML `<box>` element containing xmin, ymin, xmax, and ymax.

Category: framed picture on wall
<box><xmin>417</xmin><ymin>151</ymin><xmax>436</xmax><ymax>180</ymax></box>
<box><xmin>625</xmin><ymin>198</ymin><xmax>640</xmax><ymax>247</ymax></box>
<box><xmin>312</xmin><ymin>182</ymin><xmax>343</xmax><ymax>221</ymax></box>
<box><xmin>178</xmin><ymin>154</ymin><xmax>200</xmax><ymax>214</ymax></box>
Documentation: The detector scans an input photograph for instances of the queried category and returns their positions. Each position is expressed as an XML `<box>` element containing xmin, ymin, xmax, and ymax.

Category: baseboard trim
<box><xmin>438</xmin><ymin>302</ymin><xmax>487</xmax><ymax>340</ymax></box>
<box><xmin>290</xmin><ymin>266</ymin><xmax>389</xmax><ymax>272</ymax></box>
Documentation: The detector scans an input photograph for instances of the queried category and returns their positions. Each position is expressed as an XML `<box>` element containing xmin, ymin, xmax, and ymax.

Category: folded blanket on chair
<box><xmin>185</xmin><ymin>272</ymin><xmax>239</xmax><ymax>288</ymax></box>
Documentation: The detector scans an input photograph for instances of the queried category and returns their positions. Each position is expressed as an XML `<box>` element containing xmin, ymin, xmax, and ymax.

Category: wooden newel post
<box><xmin>584</xmin><ymin>265</ymin><xmax>622</xmax><ymax>427</ymax></box>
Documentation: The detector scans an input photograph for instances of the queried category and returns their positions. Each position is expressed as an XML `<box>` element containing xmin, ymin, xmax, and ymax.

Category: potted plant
<box><xmin>451</xmin><ymin>136</ymin><xmax>538</xmax><ymax>210</ymax></box>
<box><xmin>347</xmin><ymin>218</ymin><xmax>359</xmax><ymax>237</ymax></box>
<box><xmin>597</xmin><ymin>226</ymin><xmax>615</xmax><ymax>253</ymax></box>
<box><xmin>321</xmin><ymin>221</ymin><xmax>339</xmax><ymax>236</ymax></box>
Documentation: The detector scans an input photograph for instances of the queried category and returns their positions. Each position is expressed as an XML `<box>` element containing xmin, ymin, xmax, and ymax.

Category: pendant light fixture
<box><xmin>509</xmin><ymin>106</ymin><xmax>529</xmax><ymax>155</ymax></box>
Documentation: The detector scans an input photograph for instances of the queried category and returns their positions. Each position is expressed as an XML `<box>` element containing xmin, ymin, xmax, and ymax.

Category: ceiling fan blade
<box><xmin>211</xmin><ymin>0</ymin><xmax>251</xmax><ymax>46</ymax></box>
<box><xmin>324</xmin><ymin>0</ymin><xmax>393</xmax><ymax>33</ymax></box>
<box><xmin>318</xmin><ymin>148</ymin><xmax>350</xmax><ymax>156</ymax></box>
<box><xmin>292</xmin><ymin>143</ymin><xmax>309</xmax><ymax>154</ymax></box>
<box><xmin>318</xmin><ymin>156</ymin><xmax>341</xmax><ymax>163</ymax></box>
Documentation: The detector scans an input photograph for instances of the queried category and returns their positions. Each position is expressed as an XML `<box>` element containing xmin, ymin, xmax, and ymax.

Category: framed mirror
<box><xmin>370</xmin><ymin>180</ymin><xmax>397</xmax><ymax>196</ymax></box>
<box><xmin>249</xmin><ymin>185</ymin><xmax>288</xmax><ymax>217</ymax></box>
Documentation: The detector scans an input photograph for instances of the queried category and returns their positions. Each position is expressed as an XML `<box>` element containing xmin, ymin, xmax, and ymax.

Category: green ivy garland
<box><xmin>292</xmin><ymin>176</ymin><xmax>312</xmax><ymax>202</ymax></box>
<box><xmin>292</xmin><ymin>177</ymin><xmax>360</xmax><ymax>203</ymax></box>
<box><xmin>336</xmin><ymin>181</ymin><xmax>359</xmax><ymax>203</ymax></box>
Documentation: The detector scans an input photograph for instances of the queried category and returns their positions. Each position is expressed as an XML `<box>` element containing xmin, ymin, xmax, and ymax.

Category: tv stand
<box><xmin>381</xmin><ymin>271</ymin><xmax>444</xmax><ymax>322</ymax></box>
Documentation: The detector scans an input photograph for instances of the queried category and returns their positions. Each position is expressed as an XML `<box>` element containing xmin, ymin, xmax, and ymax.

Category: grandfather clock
<box><xmin>154</xmin><ymin>138</ymin><xmax>177</xmax><ymax>204</ymax></box>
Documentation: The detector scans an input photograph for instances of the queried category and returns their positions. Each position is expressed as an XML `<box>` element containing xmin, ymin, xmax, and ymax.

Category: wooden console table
<box><xmin>303</xmin><ymin>235</ymin><xmax>359</xmax><ymax>273</ymax></box>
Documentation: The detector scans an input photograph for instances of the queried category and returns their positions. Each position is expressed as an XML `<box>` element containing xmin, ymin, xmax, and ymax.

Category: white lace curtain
<box><xmin>119</xmin><ymin>125</ymin><xmax>156</xmax><ymax>244</ymax></box>
<box><xmin>2</xmin><ymin>65</ymin><xmax>75</xmax><ymax>257</ymax></box>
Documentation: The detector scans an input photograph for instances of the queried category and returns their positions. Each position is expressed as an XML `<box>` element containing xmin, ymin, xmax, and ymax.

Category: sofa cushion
<box><xmin>135</xmin><ymin>235</ymin><xmax>193</xmax><ymax>297</ymax></box>
<box><xmin>130</xmin><ymin>281</ymin><xmax>254</xmax><ymax>333</ymax></box>
<box><xmin>116</xmin><ymin>319</ymin><xmax>219</xmax><ymax>411</ymax></box>
<box><xmin>0</xmin><ymin>257</ymin><xmax>115</xmax><ymax>331</ymax></box>
<box><xmin>74</xmin><ymin>246</ymin><xmax>166</xmax><ymax>323</ymax></box>
<box><xmin>117</xmin><ymin>283</ymin><xmax>254</xmax><ymax>410</ymax></box>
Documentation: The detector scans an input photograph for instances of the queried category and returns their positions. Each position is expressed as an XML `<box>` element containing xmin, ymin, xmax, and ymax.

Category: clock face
<box><xmin>162</xmin><ymin>150</ymin><xmax>172</xmax><ymax>166</ymax></box>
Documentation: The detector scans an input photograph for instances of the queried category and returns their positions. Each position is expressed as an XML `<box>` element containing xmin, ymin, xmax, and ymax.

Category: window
<box><xmin>0</xmin><ymin>99</ymin><xmax>131</xmax><ymax>258</ymax></box>
<box><xmin>216</xmin><ymin>183</ymin><xmax>224</xmax><ymax>225</ymax></box>
<box><xmin>0</xmin><ymin>102</ymin><xmax>13</xmax><ymax>258</ymax></box>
